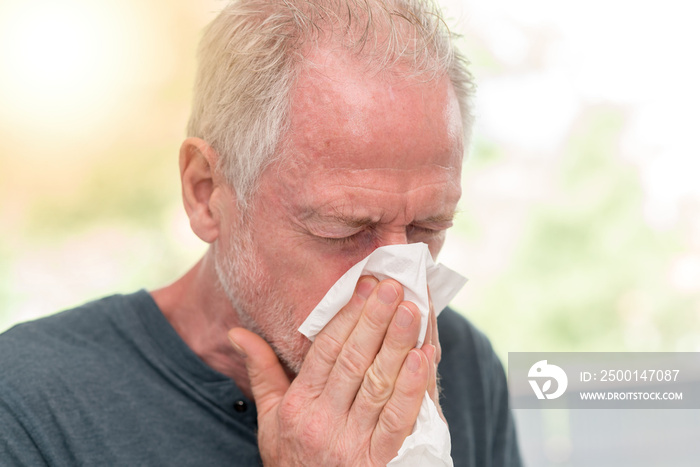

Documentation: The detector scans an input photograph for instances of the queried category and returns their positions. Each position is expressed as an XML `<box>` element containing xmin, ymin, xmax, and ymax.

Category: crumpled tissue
<box><xmin>298</xmin><ymin>243</ymin><xmax>467</xmax><ymax>466</ymax></box>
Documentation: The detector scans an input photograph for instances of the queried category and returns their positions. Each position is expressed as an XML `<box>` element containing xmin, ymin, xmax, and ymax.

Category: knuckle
<box><xmin>394</xmin><ymin>370</ymin><xmax>427</xmax><ymax>401</ymax></box>
<box><xmin>298</xmin><ymin>416</ymin><xmax>328</xmax><ymax>452</ymax></box>
<box><xmin>277</xmin><ymin>393</ymin><xmax>304</xmax><ymax>426</ymax></box>
<box><xmin>361</xmin><ymin>365</ymin><xmax>392</xmax><ymax>401</ymax></box>
<box><xmin>384</xmin><ymin>327</ymin><xmax>416</xmax><ymax>354</ymax></box>
<box><xmin>378</xmin><ymin>402</ymin><xmax>407</xmax><ymax>436</ymax></box>
<box><xmin>363</xmin><ymin>307</ymin><xmax>392</xmax><ymax>334</ymax></box>
<box><xmin>313</xmin><ymin>333</ymin><xmax>344</xmax><ymax>365</ymax></box>
<box><xmin>336</xmin><ymin>341</ymin><xmax>368</xmax><ymax>376</ymax></box>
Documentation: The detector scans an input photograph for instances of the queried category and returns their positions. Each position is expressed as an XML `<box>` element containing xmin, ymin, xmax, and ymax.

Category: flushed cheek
<box><xmin>294</xmin><ymin>253</ymin><xmax>358</xmax><ymax>311</ymax></box>
<box><xmin>258</xmin><ymin>243</ymin><xmax>351</xmax><ymax>320</ymax></box>
<box><xmin>289</xmin><ymin>247</ymin><xmax>384</xmax><ymax>327</ymax></box>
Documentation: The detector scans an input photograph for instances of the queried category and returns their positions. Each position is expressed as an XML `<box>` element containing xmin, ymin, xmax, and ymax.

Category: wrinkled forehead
<box><xmin>279</xmin><ymin>47</ymin><xmax>463</xmax><ymax>172</ymax></box>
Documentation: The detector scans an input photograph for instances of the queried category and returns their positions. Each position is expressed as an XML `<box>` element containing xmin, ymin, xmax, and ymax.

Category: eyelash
<box><xmin>408</xmin><ymin>225</ymin><xmax>442</xmax><ymax>238</ymax></box>
<box><xmin>321</xmin><ymin>226</ymin><xmax>441</xmax><ymax>245</ymax></box>
<box><xmin>322</xmin><ymin>228</ymin><xmax>373</xmax><ymax>246</ymax></box>
<box><xmin>324</xmin><ymin>235</ymin><xmax>361</xmax><ymax>246</ymax></box>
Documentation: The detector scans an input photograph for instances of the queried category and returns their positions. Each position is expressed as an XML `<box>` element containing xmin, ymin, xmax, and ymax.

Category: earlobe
<box><xmin>179</xmin><ymin>137</ymin><xmax>224</xmax><ymax>243</ymax></box>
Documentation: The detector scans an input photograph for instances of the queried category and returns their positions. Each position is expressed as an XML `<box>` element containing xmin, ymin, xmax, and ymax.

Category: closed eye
<box><xmin>317</xmin><ymin>227</ymin><xmax>375</xmax><ymax>246</ymax></box>
<box><xmin>321</xmin><ymin>233</ymin><xmax>361</xmax><ymax>246</ymax></box>
<box><xmin>320</xmin><ymin>225</ymin><xmax>445</xmax><ymax>246</ymax></box>
<box><xmin>407</xmin><ymin>224</ymin><xmax>447</xmax><ymax>239</ymax></box>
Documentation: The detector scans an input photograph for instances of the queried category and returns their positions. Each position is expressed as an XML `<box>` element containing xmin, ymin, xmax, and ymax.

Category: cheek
<box><xmin>298</xmin><ymin>251</ymin><xmax>361</xmax><ymax>302</ymax></box>
<box><xmin>257</xmin><ymin>240</ymin><xmax>361</xmax><ymax>320</ymax></box>
<box><xmin>427</xmin><ymin>233</ymin><xmax>446</xmax><ymax>259</ymax></box>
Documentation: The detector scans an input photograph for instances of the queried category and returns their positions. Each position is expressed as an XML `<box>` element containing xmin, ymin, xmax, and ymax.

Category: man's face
<box><xmin>216</xmin><ymin>51</ymin><xmax>464</xmax><ymax>372</ymax></box>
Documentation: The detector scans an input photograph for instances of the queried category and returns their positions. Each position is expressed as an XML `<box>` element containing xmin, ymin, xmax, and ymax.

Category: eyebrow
<box><xmin>301</xmin><ymin>209</ymin><xmax>458</xmax><ymax>228</ymax></box>
<box><xmin>300</xmin><ymin>212</ymin><xmax>377</xmax><ymax>229</ymax></box>
<box><xmin>414</xmin><ymin>212</ymin><xmax>458</xmax><ymax>225</ymax></box>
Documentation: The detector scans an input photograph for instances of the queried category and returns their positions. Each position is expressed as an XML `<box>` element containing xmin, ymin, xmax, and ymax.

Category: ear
<box><xmin>179</xmin><ymin>137</ymin><xmax>228</xmax><ymax>243</ymax></box>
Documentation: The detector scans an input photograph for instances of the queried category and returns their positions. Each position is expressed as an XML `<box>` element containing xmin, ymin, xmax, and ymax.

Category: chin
<box><xmin>272</xmin><ymin>333</ymin><xmax>312</xmax><ymax>375</ymax></box>
<box><xmin>213</xmin><ymin>237</ymin><xmax>315</xmax><ymax>374</ymax></box>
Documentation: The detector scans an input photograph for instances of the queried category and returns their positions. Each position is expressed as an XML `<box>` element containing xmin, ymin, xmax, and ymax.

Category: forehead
<box><xmin>280</xmin><ymin>47</ymin><xmax>464</xmax><ymax>172</ymax></box>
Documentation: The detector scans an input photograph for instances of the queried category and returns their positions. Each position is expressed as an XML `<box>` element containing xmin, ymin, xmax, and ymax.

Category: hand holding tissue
<box><xmin>299</xmin><ymin>243</ymin><xmax>467</xmax><ymax>466</ymax></box>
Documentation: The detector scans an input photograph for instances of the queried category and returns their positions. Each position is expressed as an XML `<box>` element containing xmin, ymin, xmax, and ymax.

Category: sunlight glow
<box><xmin>0</xmin><ymin>0</ymin><xmax>160</xmax><ymax>135</ymax></box>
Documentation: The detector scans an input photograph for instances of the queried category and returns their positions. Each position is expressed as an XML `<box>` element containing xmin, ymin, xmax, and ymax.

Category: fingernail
<box><xmin>356</xmin><ymin>277</ymin><xmax>375</xmax><ymax>300</ymax></box>
<box><xmin>396</xmin><ymin>305</ymin><xmax>414</xmax><ymax>329</ymax></box>
<box><xmin>227</xmin><ymin>333</ymin><xmax>247</xmax><ymax>358</ymax></box>
<box><xmin>407</xmin><ymin>350</ymin><xmax>421</xmax><ymax>373</ymax></box>
<box><xmin>377</xmin><ymin>281</ymin><xmax>398</xmax><ymax>305</ymax></box>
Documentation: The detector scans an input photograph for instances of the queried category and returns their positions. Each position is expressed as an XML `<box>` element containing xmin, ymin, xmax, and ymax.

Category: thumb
<box><xmin>228</xmin><ymin>327</ymin><xmax>290</xmax><ymax>417</ymax></box>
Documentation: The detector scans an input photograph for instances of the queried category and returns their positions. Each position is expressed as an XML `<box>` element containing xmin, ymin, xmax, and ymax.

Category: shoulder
<box><xmin>0</xmin><ymin>293</ymin><xmax>151</xmax><ymax>462</ymax></box>
<box><xmin>437</xmin><ymin>308</ymin><xmax>503</xmax><ymax>417</ymax></box>
<box><xmin>438</xmin><ymin>307</ymin><xmax>502</xmax><ymax>375</ymax></box>
<box><xmin>437</xmin><ymin>308</ymin><xmax>522</xmax><ymax>467</ymax></box>
<box><xmin>437</xmin><ymin>307</ymin><xmax>506</xmax><ymax>398</ymax></box>
<box><xmin>1</xmin><ymin>292</ymin><xmax>142</xmax><ymax>355</ymax></box>
<box><xmin>0</xmin><ymin>292</ymin><xmax>148</xmax><ymax>400</ymax></box>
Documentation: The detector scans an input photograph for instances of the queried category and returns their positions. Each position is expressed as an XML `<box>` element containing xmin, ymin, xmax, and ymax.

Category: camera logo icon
<box><xmin>528</xmin><ymin>360</ymin><xmax>568</xmax><ymax>400</ymax></box>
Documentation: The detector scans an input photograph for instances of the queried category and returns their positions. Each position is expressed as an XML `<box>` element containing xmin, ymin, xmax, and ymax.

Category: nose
<box><xmin>375</xmin><ymin>228</ymin><xmax>409</xmax><ymax>248</ymax></box>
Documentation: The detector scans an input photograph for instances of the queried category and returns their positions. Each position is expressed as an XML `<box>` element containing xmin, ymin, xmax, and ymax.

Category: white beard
<box><xmin>213</xmin><ymin>229</ymin><xmax>308</xmax><ymax>373</ymax></box>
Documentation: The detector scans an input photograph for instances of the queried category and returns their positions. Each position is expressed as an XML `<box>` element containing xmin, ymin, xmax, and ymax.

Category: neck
<box><xmin>150</xmin><ymin>249</ymin><xmax>254</xmax><ymax>399</ymax></box>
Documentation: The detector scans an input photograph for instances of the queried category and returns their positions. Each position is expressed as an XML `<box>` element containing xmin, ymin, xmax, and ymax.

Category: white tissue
<box><xmin>298</xmin><ymin>243</ymin><xmax>467</xmax><ymax>466</ymax></box>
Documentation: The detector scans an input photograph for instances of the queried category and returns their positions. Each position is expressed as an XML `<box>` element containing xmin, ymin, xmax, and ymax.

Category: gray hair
<box><xmin>187</xmin><ymin>0</ymin><xmax>475</xmax><ymax>208</ymax></box>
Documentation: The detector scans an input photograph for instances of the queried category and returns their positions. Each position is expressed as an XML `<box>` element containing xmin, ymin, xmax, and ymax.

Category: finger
<box><xmin>228</xmin><ymin>327</ymin><xmax>290</xmax><ymax>418</ymax></box>
<box><xmin>370</xmin><ymin>349</ymin><xmax>429</xmax><ymax>463</ymax></box>
<box><xmin>349</xmin><ymin>300</ymin><xmax>421</xmax><ymax>432</ymax></box>
<box><xmin>423</xmin><ymin>344</ymin><xmax>440</xmax><ymax>408</ymax></box>
<box><xmin>424</xmin><ymin>305</ymin><xmax>433</xmax><ymax>347</ymax></box>
<box><xmin>426</xmin><ymin>287</ymin><xmax>441</xmax><ymax>364</ymax></box>
<box><xmin>295</xmin><ymin>276</ymin><xmax>378</xmax><ymax>392</ymax></box>
<box><xmin>424</xmin><ymin>290</ymin><xmax>444</xmax><ymax>418</ymax></box>
<box><xmin>423</xmin><ymin>344</ymin><xmax>447</xmax><ymax>422</ymax></box>
<box><xmin>423</xmin><ymin>344</ymin><xmax>437</xmax><ymax>403</ymax></box>
<box><xmin>322</xmin><ymin>279</ymin><xmax>404</xmax><ymax>412</ymax></box>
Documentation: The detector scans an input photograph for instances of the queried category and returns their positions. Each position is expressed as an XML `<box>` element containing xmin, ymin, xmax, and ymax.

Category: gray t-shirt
<box><xmin>0</xmin><ymin>291</ymin><xmax>521</xmax><ymax>466</ymax></box>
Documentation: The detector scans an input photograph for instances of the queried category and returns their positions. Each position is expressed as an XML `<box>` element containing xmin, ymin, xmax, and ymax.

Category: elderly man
<box><xmin>0</xmin><ymin>0</ymin><xmax>521</xmax><ymax>465</ymax></box>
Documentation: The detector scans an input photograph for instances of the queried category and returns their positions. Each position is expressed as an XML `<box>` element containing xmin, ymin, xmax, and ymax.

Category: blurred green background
<box><xmin>1</xmin><ymin>0</ymin><xmax>699</xmax><ymax>465</ymax></box>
